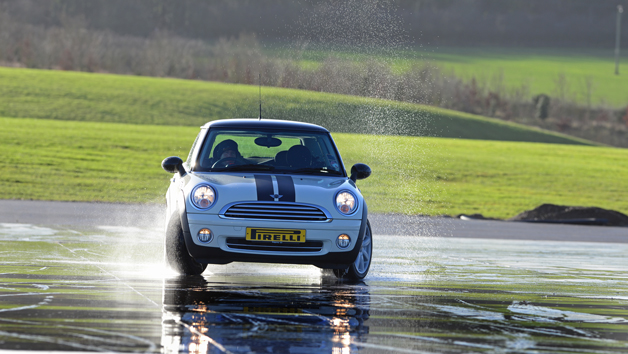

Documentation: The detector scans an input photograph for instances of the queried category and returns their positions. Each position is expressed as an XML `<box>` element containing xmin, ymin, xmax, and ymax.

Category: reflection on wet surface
<box><xmin>0</xmin><ymin>222</ymin><xmax>627</xmax><ymax>353</ymax></box>
<box><xmin>162</xmin><ymin>276</ymin><xmax>370</xmax><ymax>353</ymax></box>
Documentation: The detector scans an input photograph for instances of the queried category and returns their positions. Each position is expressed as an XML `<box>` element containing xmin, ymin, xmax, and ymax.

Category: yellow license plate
<box><xmin>246</xmin><ymin>228</ymin><xmax>306</xmax><ymax>243</ymax></box>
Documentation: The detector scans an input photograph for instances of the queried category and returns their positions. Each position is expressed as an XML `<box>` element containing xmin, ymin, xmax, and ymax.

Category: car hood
<box><xmin>185</xmin><ymin>172</ymin><xmax>361</xmax><ymax>216</ymax></box>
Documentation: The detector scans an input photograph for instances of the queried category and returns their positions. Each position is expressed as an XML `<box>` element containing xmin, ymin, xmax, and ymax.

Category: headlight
<box><xmin>335</xmin><ymin>190</ymin><xmax>358</xmax><ymax>215</ymax></box>
<box><xmin>191</xmin><ymin>184</ymin><xmax>216</xmax><ymax>209</ymax></box>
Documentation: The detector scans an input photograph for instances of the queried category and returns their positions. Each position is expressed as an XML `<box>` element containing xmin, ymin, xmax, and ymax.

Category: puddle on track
<box><xmin>0</xmin><ymin>223</ymin><xmax>627</xmax><ymax>353</ymax></box>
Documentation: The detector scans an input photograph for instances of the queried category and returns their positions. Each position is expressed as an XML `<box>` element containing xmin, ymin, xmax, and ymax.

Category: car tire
<box><xmin>165</xmin><ymin>216</ymin><xmax>207</xmax><ymax>276</ymax></box>
<box><xmin>333</xmin><ymin>220</ymin><xmax>373</xmax><ymax>280</ymax></box>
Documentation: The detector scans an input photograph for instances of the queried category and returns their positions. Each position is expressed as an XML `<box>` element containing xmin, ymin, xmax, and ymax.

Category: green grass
<box><xmin>3</xmin><ymin>117</ymin><xmax>627</xmax><ymax>218</ymax></box>
<box><xmin>338</xmin><ymin>133</ymin><xmax>628</xmax><ymax>217</ymax></box>
<box><xmin>271</xmin><ymin>46</ymin><xmax>628</xmax><ymax>107</ymax></box>
<box><xmin>0</xmin><ymin>67</ymin><xmax>594</xmax><ymax>145</ymax></box>
<box><xmin>0</xmin><ymin>67</ymin><xmax>623</xmax><ymax>217</ymax></box>
<box><xmin>422</xmin><ymin>47</ymin><xmax>628</xmax><ymax>108</ymax></box>
<box><xmin>0</xmin><ymin>117</ymin><xmax>194</xmax><ymax>203</ymax></box>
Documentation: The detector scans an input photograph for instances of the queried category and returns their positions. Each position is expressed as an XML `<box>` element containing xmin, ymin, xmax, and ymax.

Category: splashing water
<box><xmin>281</xmin><ymin>0</ymin><xmax>450</xmax><ymax>242</ymax></box>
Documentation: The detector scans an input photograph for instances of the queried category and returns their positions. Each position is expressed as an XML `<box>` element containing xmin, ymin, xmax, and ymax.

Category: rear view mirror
<box><xmin>255</xmin><ymin>136</ymin><xmax>282</xmax><ymax>148</ymax></box>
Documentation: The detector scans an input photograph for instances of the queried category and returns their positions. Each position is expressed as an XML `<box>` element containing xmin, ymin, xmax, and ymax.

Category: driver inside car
<box><xmin>212</xmin><ymin>139</ymin><xmax>245</xmax><ymax>167</ymax></box>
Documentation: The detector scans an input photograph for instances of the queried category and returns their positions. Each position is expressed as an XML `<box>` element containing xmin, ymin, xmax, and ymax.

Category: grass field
<box><xmin>3</xmin><ymin>116</ymin><xmax>627</xmax><ymax>218</ymax></box>
<box><xmin>0</xmin><ymin>67</ymin><xmax>625</xmax><ymax>218</ymax></box>
<box><xmin>274</xmin><ymin>46</ymin><xmax>628</xmax><ymax>107</ymax></box>
<box><xmin>0</xmin><ymin>67</ymin><xmax>596</xmax><ymax>145</ymax></box>
<box><xmin>422</xmin><ymin>47</ymin><xmax>628</xmax><ymax>108</ymax></box>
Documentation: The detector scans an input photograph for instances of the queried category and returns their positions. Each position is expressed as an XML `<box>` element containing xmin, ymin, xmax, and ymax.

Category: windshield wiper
<box><xmin>214</xmin><ymin>164</ymin><xmax>275</xmax><ymax>172</ymax></box>
<box><xmin>291</xmin><ymin>168</ymin><xmax>342</xmax><ymax>175</ymax></box>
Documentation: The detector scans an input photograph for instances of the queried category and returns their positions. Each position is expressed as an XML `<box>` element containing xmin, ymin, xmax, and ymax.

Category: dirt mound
<box><xmin>509</xmin><ymin>204</ymin><xmax>628</xmax><ymax>226</ymax></box>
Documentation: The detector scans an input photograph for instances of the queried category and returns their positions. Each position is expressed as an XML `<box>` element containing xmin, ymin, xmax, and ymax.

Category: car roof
<box><xmin>201</xmin><ymin>119</ymin><xmax>330</xmax><ymax>133</ymax></box>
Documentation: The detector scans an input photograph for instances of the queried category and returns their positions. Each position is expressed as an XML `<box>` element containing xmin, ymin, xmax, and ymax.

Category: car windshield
<box><xmin>194</xmin><ymin>129</ymin><xmax>345</xmax><ymax>176</ymax></box>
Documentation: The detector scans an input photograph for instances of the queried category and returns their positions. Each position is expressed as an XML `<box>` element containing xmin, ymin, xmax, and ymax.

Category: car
<box><xmin>161</xmin><ymin>119</ymin><xmax>372</xmax><ymax>279</ymax></box>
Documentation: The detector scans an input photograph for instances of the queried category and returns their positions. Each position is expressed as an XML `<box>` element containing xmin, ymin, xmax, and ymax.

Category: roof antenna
<box><xmin>258</xmin><ymin>73</ymin><xmax>262</xmax><ymax>120</ymax></box>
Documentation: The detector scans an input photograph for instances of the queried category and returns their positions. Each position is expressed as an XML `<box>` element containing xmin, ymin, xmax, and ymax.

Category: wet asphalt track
<box><xmin>0</xmin><ymin>200</ymin><xmax>627</xmax><ymax>353</ymax></box>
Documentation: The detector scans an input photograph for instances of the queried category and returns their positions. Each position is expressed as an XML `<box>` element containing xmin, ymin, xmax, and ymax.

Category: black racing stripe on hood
<box><xmin>254</xmin><ymin>175</ymin><xmax>274</xmax><ymax>201</ymax></box>
<box><xmin>276</xmin><ymin>176</ymin><xmax>296</xmax><ymax>202</ymax></box>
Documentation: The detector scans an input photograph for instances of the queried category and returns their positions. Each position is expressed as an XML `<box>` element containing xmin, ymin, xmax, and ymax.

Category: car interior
<box><xmin>196</xmin><ymin>130</ymin><xmax>343</xmax><ymax>175</ymax></box>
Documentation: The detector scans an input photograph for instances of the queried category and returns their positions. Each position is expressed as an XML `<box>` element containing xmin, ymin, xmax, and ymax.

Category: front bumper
<box><xmin>184</xmin><ymin>213</ymin><xmax>366</xmax><ymax>269</ymax></box>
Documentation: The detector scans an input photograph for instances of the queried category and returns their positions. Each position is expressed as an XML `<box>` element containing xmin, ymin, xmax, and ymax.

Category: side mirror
<box><xmin>162</xmin><ymin>156</ymin><xmax>187</xmax><ymax>177</ymax></box>
<box><xmin>350</xmin><ymin>163</ymin><xmax>371</xmax><ymax>182</ymax></box>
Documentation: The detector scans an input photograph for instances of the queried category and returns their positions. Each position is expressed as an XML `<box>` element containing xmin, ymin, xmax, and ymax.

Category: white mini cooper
<box><xmin>162</xmin><ymin>119</ymin><xmax>372</xmax><ymax>279</ymax></box>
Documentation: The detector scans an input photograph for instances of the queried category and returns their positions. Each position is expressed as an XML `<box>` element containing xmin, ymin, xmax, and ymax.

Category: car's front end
<box><xmin>177</xmin><ymin>173</ymin><xmax>368</xmax><ymax>269</ymax></box>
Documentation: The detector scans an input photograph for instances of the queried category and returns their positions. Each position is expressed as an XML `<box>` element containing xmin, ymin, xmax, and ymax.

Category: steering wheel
<box><xmin>212</xmin><ymin>157</ymin><xmax>241</xmax><ymax>168</ymax></box>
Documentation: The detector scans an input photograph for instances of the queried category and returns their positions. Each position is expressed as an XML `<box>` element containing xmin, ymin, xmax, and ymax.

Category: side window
<box><xmin>184</xmin><ymin>132</ymin><xmax>201</xmax><ymax>169</ymax></box>
<box><xmin>198</xmin><ymin>133</ymin><xmax>217</xmax><ymax>169</ymax></box>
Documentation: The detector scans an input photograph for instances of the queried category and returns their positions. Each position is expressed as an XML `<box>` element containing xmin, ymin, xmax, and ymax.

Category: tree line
<box><xmin>1</xmin><ymin>12</ymin><xmax>626</xmax><ymax>146</ymax></box>
<box><xmin>1</xmin><ymin>0</ymin><xmax>626</xmax><ymax>47</ymax></box>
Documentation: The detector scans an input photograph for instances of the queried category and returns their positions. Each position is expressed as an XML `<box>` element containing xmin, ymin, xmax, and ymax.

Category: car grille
<box><xmin>226</xmin><ymin>238</ymin><xmax>324</xmax><ymax>253</ymax></box>
<box><xmin>221</xmin><ymin>202</ymin><xmax>330</xmax><ymax>222</ymax></box>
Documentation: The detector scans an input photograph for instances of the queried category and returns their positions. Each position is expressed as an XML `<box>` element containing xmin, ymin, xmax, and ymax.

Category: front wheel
<box><xmin>333</xmin><ymin>220</ymin><xmax>373</xmax><ymax>280</ymax></box>
<box><xmin>165</xmin><ymin>216</ymin><xmax>207</xmax><ymax>276</ymax></box>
